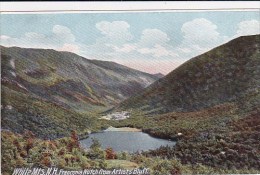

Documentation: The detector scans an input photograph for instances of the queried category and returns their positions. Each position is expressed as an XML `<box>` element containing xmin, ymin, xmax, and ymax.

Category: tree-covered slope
<box><xmin>119</xmin><ymin>35</ymin><xmax>260</xmax><ymax>114</ymax></box>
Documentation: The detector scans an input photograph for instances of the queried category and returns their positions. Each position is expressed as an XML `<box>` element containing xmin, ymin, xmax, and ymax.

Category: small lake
<box><xmin>80</xmin><ymin>129</ymin><xmax>176</xmax><ymax>153</ymax></box>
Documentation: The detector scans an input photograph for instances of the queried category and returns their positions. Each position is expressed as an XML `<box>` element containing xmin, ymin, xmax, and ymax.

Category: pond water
<box><xmin>80</xmin><ymin>129</ymin><xmax>176</xmax><ymax>153</ymax></box>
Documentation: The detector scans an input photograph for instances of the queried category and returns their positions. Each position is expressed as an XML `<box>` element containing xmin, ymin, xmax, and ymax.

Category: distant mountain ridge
<box><xmin>153</xmin><ymin>73</ymin><xmax>164</xmax><ymax>79</ymax></box>
<box><xmin>1</xmin><ymin>46</ymin><xmax>159</xmax><ymax>111</ymax></box>
<box><xmin>119</xmin><ymin>35</ymin><xmax>260</xmax><ymax>114</ymax></box>
<box><xmin>1</xmin><ymin>46</ymin><xmax>159</xmax><ymax>138</ymax></box>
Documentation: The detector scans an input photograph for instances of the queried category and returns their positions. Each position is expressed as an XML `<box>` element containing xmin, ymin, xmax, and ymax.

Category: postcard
<box><xmin>1</xmin><ymin>2</ymin><xmax>260</xmax><ymax>175</ymax></box>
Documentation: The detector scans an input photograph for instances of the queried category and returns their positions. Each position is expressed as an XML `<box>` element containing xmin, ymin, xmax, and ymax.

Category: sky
<box><xmin>1</xmin><ymin>11</ymin><xmax>260</xmax><ymax>74</ymax></box>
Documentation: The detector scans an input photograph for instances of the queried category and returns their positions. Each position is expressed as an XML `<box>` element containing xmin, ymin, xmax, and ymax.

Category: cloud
<box><xmin>109</xmin><ymin>28</ymin><xmax>176</xmax><ymax>58</ymax></box>
<box><xmin>170</xmin><ymin>18</ymin><xmax>259</xmax><ymax>68</ymax></box>
<box><xmin>138</xmin><ymin>29</ymin><xmax>170</xmax><ymax>47</ymax></box>
<box><xmin>93</xmin><ymin>24</ymin><xmax>177</xmax><ymax>59</ymax></box>
<box><xmin>1</xmin><ymin>35</ymin><xmax>11</xmax><ymax>40</ymax></box>
<box><xmin>176</xmin><ymin>47</ymin><xmax>191</xmax><ymax>54</ymax></box>
<box><xmin>52</xmin><ymin>25</ymin><xmax>75</xmax><ymax>43</ymax></box>
<box><xmin>0</xmin><ymin>25</ymin><xmax>77</xmax><ymax>50</ymax></box>
<box><xmin>181</xmin><ymin>18</ymin><xmax>223</xmax><ymax>47</ymax></box>
<box><xmin>111</xmin><ymin>44</ymin><xmax>137</xmax><ymax>53</ymax></box>
<box><xmin>25</xmin><ymin>32</ymin><xmax>45</xmax><ymax>40</ymax></box>
<box><xmin>58</xmin><ymin>43</ymin><xmax>80</xmax><ymax>53</ymax></box>
<box><xmin>95</xmin><ymin>21</ymin><xmax>133</xmax><ymax>45</ymax></box>
<box><xmin>173</xmin><ymin>18</ymin><xmax>230</xmax><ymax>59</ymax></box>
<box><xmin>1</xmin><ymin>35</ymin><xmax>16</xmax><ymax>46</ymax></box>
<box><xmin>235</xmin><ymin>20</ymin><xmax>260</xmax><ymax>37</ymax></box>
<box><xmin>79</xmin><ymin>21</ymin><xmax>135</xmax><ymax>58</ymax></box>
<box><xmin>137</xmin><ymin>44</ymin><xmax>179</xmax><ymax>58</ymax></box>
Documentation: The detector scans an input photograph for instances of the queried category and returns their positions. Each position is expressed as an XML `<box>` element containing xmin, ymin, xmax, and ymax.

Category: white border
<box><xmin>1</xmin><ymin>1</ymin><xmax>260</xmax><ymax>14</ymax></box>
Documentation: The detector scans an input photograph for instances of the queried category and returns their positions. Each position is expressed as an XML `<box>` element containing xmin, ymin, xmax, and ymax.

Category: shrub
<box><xmin>105</xmin><ymin>147</ymin><xmax>117</xmax><ymax>160</ymax></box>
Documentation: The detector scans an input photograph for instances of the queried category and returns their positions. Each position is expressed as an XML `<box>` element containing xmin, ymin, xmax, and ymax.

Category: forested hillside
<box><xmin>119</xmin><ymin>35</ymin><xmax>260</xmax><ymax>114</ymax></box>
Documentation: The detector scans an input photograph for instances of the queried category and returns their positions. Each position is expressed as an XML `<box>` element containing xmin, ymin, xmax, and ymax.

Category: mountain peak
<box><xmin>153</xmin><ymin>73</ymin><xmax>164</xmax><ymax>79</ymax></box>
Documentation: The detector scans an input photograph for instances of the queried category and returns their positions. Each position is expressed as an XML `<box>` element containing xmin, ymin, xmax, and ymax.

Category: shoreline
<box><xmin>104</xmin><ymin>126</ymin><xmax>142</xmax><ymax>132</ymax></box>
